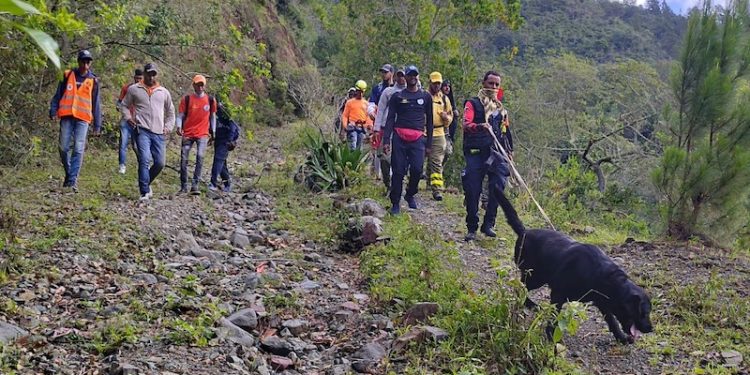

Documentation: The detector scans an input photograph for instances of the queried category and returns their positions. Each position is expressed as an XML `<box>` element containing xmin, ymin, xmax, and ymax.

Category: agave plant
<box><xmin>298</xmin><ymin>132</ymin><xmax>367</xmax><ymax>192</ymax></box>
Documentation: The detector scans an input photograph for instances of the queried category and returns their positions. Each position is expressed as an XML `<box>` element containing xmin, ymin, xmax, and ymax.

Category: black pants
<box><xmin>389</xmin><ymin>135</ymin><xmax>425</xmax><ymax>207</ymax></box>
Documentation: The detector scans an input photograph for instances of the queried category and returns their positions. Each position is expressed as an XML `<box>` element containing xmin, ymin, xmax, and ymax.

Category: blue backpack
<box><xmin>216</xmin><ymin>102</ymin><xmax>241</xmax><ymax>149</ymax></box>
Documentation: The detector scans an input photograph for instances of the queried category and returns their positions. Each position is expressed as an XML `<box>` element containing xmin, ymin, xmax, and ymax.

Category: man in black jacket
<box><xmin>462</xmin><ymin>71</ymin><xmax>512</xmax><ymax>241</ymax></box>
<box><xmin>383</xmin><ymin>65</ymin><xmax>433</xmax><ymax>214</ymax></box>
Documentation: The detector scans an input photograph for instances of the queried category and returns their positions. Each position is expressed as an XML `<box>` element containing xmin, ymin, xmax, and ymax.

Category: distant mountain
<box><xmin>487</xmin><ymin>0</ymin><xmax>687</xmax><ymax>62</ymax></box>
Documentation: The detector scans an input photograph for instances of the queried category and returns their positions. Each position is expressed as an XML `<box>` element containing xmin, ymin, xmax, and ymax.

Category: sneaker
<box><xmin>178</xmin><ymin>186</ymin><xmax>188</xmax><ymax>194</ymax></box>
<box><xmin>222</xmin><ymin>184</ymin><xmax>231</xmax><ymax>193</ymax></box>
<box><xmin>481</xmin><ymin>226</ymin><xmax>497</xmax><ymax>238</ymax></box>
<box><xmin>389</xmin><ymin>206</ymin><xmax>401</xmax><ymax>215</ymax></box>
<box><xmin>190</xmin><ymin>185</ymin><xmax>200</xmax><ymax>195</ymax></box>
<box><xmin>71</xmin><ymin>184</ymin><xmax>79</xmax><ymax>193</ymax></box>
<box><xmin>464</xmin><ymin>232</ymin><xmax>477</xmax><ymax>242</ymax></box>
<box><xmin>432</xmin><ymin>191</ymin><xmax>443</xmax><ymax>201</ymax></box>
<box><xmin>208</xmin><ymin>183</ymin><xmax>219</xmax><ymax>191</ymax></box>
<box><xmin>405</xmin><ymin>196</ymin><xmax>418</xmax><ymax>209</ymax></box>
<box><xmin>145</xmin><ymin>186</ymin><xmax>153</xmax><ymax>199</ymax></box>
<box><xmin>118</xmin><ymin>164</ymin><xmax>126</xmax><ymax>174</ymax></box>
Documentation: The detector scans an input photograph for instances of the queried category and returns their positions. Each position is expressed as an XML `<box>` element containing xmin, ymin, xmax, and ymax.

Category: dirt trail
<box><xmin>0</xmin><ymin>128</ymin><xmax>387</xmax><ymax>374</ymax></box>
<box><xmin>404</xmin><ymin>188</ymin><xmax>750</xmax><ymax>374</ymax></box>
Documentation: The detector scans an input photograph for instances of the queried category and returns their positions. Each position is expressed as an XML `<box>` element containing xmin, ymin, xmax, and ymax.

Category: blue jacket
<box><xmin>369</xmin><ymin>81</ymin><xmax>392</xmax><ymax>107</ymax></box>
<box><xmin>49</xmin><ymin>68</ymin><xmax>102</xmax><ymax>132</ymax></box>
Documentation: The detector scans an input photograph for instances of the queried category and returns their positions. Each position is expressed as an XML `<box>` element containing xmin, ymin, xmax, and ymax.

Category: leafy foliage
<box><xmin>0</xmin><ymin>0</ymin><xmax>61</xmax><ymax>68</ymax></box>
<box><xmin>307</xmin><ymin>0</ymin><xmax>522</xmax><ymax>97</ymax></box>
<box><xmin>296</xmin><ymin>132</ymin><xmax>367</xmax><ymax>192</ymax></box>
<box><xmin>484</xmin><ymin>0</ymin><xmax>688</xmax><ymax>63</ymax></box>
<box><xmin>653</xmin><ymin>0</ymin><xmax>750</xmax><ymax>242</ymax></box>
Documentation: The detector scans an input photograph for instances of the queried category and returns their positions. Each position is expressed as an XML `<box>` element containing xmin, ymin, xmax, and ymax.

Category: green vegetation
<box><xmin>653</xmin><ymin>0</ymin><xmax>750</xmax><ymax>244</ymax></box>
<box><xmin>486</xmin><ymin>0</ymin><xmax>687</xmax><ymax>63</ymax></box>
<box><xmin>296</xmin><ymin>132</ymin><xmax>368</xmax><ymax>192</ymax></box>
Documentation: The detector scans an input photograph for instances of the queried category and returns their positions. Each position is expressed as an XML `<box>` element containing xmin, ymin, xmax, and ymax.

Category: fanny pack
<box><xmin>395</xmin><ymin>128</ymin><xmax>423</xmax><ymax>143</ymax></box>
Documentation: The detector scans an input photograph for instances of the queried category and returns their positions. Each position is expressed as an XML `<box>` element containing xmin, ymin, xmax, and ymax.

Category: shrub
<box><xmin>295</xmin><ymin>132</ymin><xmax>367</xmax><ymax>192</ymax></box>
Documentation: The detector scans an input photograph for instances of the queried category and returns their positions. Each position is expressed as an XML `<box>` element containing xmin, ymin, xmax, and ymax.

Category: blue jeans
<box><xmin>211</xmin><ymin>140</ymin><xmax>231</xmax><ymax>187</ymax></box>
<box><xmin>59</xmin><ymin>117</ymin><xmax>89</xmax><ymax>186</ymax></box>
<box><xmin>346</xmin><ymin>126</ymin><xmax>366</xmax><ymax>150</ymax></box>
<box><xmin>135</xmin><ymin>128</ymin><xmax>166</xmax><ymax>195</ymax></box>
<box><xmin>389</xmin><ymin>135</ymin><xmax>425</xmax><ymax>207</ymax></box>
<box><xmin>462</xmin><ymin>148</ymin><xmax>510</xmax><ymax>232</ymax></box>
<box><xmin>119</xmin><ymin>120</ymin><xmax>136</xmax><ymax>166</ymax></box>
<box><xmin>180</xmin><ymin>137</ymin><xmax>208</xmax><ymax>188</ymax></box>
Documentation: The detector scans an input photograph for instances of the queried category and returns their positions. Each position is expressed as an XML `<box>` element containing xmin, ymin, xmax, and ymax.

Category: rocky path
<box><xmin>0</xmin><ymin>129</ymin><xmax>395</xmax><ymax>374</ymax></box>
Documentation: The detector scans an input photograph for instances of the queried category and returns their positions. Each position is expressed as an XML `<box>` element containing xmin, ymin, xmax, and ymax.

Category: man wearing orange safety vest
<box><xmin>49</xmin><ymin>50</ymin><xmax>102</xmax><ymax>192</ymax></box>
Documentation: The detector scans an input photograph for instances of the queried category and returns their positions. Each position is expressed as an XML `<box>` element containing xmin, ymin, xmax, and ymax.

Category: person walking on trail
<box><xmin>427</xmin><ymin>72</ymin><xmax>453</xmax><ymax>201</ymax></box>
<box><xmin>176</xmin><ymin>74</ymin><xmax>217</xmax><ymax>195</ymax></box>
<box><xmin>340</xmin><ymin>80</ymin><xmax>370</xmax><ymax>150</ymax></box>
<box><xmin>441</xmin><ymin>80</ymin><xmax>459</xmax><ymax>153</ymax></box>
<box><xmin>383</xmin><ymin>65</ymin><xmax>433</xmax><ymax>214</ymax></box>
<box><xmin>372</xmin><ymin>67</ymin><xmax>407</xmax><ymax>194</ymax></box>
<box><xmin>335</xmin><ymin>88</ymin><xmax>357</xmax><ymax>135</ymax></box>
<box><xmin>120</xmin><ymin>63</ymin><xmax>175</xmax><ymax>201</ymax></box>
<box><xmin>461</xmin><ymin>70</ymin><xmax>513</xmax><ymax>241</ymax></box>
<box><xmin>368</xmin><ymin>64</ymin><xmax>394</xmax><ymax>120</ymax></box>
<box><xmin>49</xmin><ymin>50</ymin><xmax>102</xmax><ymax>192</ymax></box>
<box><xmin>210</xmin><ymin>102</ymin><xmax>240</xmax><ymax>192</ymax></box>
<box><xmin>116</xmin><ymin>68</ymin><xmax>144</xmax><ymax>174</ymax></box>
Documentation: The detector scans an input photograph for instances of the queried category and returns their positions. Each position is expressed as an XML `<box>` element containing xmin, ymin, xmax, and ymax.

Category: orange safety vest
<box><xmin>57</xmin><ymin>70</ymin><xmax>94</xmax><ymax>123</ymax></box>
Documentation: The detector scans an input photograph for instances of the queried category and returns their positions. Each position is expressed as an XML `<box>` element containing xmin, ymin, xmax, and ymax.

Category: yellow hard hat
<box><xmin>355</xmin><ymin>80</ymin><xmax>367</xmax><ymax>91</ymax></box>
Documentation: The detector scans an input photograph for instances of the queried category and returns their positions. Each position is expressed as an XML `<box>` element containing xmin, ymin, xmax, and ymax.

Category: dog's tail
<box><xmin>493</xmin><ymin>184</ymin><xmax>526</xmax><ymax>236</ymax></box>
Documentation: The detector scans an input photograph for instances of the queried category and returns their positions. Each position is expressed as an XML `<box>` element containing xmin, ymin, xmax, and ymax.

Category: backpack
<box><xmin>215</xmin><ymin>100</ymin><xmax>241</xmax><ymax>150</ymax></box>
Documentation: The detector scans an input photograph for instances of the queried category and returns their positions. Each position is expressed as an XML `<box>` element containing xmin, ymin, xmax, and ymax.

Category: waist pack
<box><xmin>395</xmin><ymin>127</ymin><xmax>423</xmax><ymax>143</ymax></box>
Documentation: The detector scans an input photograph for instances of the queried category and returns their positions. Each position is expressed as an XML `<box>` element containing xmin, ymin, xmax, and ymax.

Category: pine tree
<box><xmin>653</xmin><ymin>0</ymin><xmax>750</xmax><ymax>242</ymax></box>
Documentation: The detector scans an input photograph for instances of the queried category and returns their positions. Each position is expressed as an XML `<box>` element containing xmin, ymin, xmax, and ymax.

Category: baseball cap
<box><xmin>192</xmin><ymin>74</ymin><xmax>207</xmax><ymax>85</ymax></box>
<box><xmin>134</xmin><ymin>68</ymin><xmax>143</xmax><ymax>76</ymax></box>
<box><xmin>379</xmin><ymin>64</ymin><xmax>393</xmax><ymax>73</ymax></box>
<box><xmin>143</xmin><ymin>63</ymin><xmax>158</xmax><ymax>74</ymax></box>
<box><xmin>77</xmin><ymin>50</ymin><xmax>93</xmax><ymax>61</ymax></box>
<box><xmin>395</xmin><ymin>67</ymin><xmax>406</xmax><ymax>76</ymax></box>
<box><xmin>429</xmin><ymin>71</ymin><xmax>443</xmax><ymax>83</ymax></box>
<box><xmin>405</xmin><ymin>65</ymin><xmax>419</xmax><ymax>76</ymax></box>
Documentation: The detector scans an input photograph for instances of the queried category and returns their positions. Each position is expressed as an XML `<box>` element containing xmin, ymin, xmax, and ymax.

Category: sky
<box><xmin>632</xmin><ymin>0</ymin><xmax>728</xmax><ymax>14</ymax></box>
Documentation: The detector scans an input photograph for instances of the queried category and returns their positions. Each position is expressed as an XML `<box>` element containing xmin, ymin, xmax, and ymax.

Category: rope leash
<box><xmin>487</xmin><ymin>128</ymin><xmax>556</xmax><ymax>231</ymax></box>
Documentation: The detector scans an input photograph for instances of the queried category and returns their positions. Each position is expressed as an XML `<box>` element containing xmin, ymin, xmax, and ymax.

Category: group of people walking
<box><xmin>50</xmin><ymin>50</ymin><xmax>240</xmax><ymax>200</ymax></box>
<box><xmin>50</xmin><ymin>50</ymin><xmax>513</xmax><ymax>240</ymax></box>
<box><xmin>341</xmin><ymin>64</ymin><xmax>514</xmax><ymax>241</ymax></box>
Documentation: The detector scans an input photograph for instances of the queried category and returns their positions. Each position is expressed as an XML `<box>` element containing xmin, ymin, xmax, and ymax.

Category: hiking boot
<box><xmin>118</xmin><ymin>164</ymin><xmax>126</xmax><ymax>174</ymax></box>
<box><xmin>190</xmin><ymin>185</ymin><xmax>200</xmax><ymax>195</ymax></box>
<box><xmin>481</xmin><ymin>226</ymin><xmax>497</xmax><ymax>238</ymax></box>
<box><xmin>464</xmin><ymin>231</ymin><xmax>477</xmax><ymax>242</ymax></box>
<box><xmin>405</xmin><ymin>196</ymin><xmax>418</xmax><ymax>209</ymax></box>
<box><xmin>432</xmin><ymin>191</ymin><xmax>443</xmax><ymax>201</ymax></box>
<box><xmin>389</xmin><ymin>206</ymin><xmax>401</xmax><ymax>215</ymax></box>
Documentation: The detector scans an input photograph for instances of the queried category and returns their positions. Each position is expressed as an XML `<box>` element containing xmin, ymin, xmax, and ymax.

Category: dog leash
<box><xmin>487</xmin><ymin>127</ymin><xmax>556</xmax><ymax>230</ymax></box>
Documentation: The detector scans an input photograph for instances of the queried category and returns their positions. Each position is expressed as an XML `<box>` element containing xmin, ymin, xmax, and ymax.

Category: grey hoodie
<box><xmin>373</xmin><ymin>82</ymin><xmax>406</xmax><ymax>132</ymax></box>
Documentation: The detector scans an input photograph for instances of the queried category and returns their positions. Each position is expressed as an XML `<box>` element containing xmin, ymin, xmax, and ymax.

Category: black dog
<box><xmin>495</xmin><ymin>188</ymin><xmax>653</xmax><ymax>344</ymax></box>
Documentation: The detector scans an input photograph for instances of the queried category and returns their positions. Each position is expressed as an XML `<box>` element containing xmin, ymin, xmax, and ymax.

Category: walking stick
<box><xmin>487</xmin><ymin>128</ymin><xmax>556</xmax><ymax>230</ymax></box>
